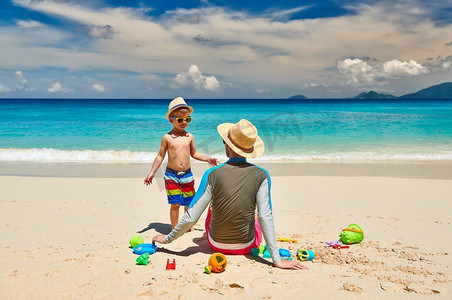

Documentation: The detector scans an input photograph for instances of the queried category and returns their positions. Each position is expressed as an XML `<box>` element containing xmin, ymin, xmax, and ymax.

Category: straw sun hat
<box><xmin>166</xmin><ymin>97</ymin><xmax>194</xmax><ymax>120</ymax></box>
<box><xmin>217</xmin><ymin>119</ymin><xmax>265</xmax><ymax>158</ymax></box>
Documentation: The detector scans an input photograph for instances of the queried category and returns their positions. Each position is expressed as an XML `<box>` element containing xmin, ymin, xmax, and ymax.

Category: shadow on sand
<box><xmin>156</xmin><ymin>232</ymin><xmax>214</xmax><ymax>257</ymax></box>
<box><xmin>137</xmin><ymin>222</ymin><xmax>172</xmax><ymax>234</ymax></box>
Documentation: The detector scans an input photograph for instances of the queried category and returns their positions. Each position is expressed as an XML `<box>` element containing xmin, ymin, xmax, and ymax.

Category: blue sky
<box><xmin>0</xmin><ymin>0</ymin><xmax>451</xmax><ymax>98</ymax></box>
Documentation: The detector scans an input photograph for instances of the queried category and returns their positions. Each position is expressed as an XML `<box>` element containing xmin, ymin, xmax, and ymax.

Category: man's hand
<box><xmin>144</xmin><ymin>173</ymin><xmax>155</xmax><ymax>185</ymax></box>
<box><xmin>207</xmin><ymin>157</ymin><xmax>220</xmax><ymax>166</ymax></box>
<box><xmin>152</xmin><ymin>234</ymin><xmax>167</xmax><ymax>244</ymax></box>
<box><xmin>274</xmin><ymin>259</ymin><xmax>308</xmax><ymax>270</ymax></box>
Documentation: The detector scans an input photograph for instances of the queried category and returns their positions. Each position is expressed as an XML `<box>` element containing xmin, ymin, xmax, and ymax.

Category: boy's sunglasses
<box><xmin>170</xmin><ymin>116</ymin><xmax>192</xmax><ymax>124</ymax></box>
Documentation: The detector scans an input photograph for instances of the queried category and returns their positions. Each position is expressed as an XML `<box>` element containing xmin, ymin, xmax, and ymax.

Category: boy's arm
<box><xmin>189</xmin><ymin>134</ymin><xmax>220</xmax><ymax>166</ymax></box>
<box><xmin>144</xmin><ymin>136</ymin><xmax>167</xmax><ymax>185</ymax></box>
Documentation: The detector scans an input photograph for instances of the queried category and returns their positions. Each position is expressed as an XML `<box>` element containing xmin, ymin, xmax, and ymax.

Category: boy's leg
<box><xmin>165</xmin><ymin>168</ymin><xmax>183</xmax><ymax>228</ymax></box>
<box><xmin>170</xmin><ymin>204</ymin><xmax>181</xmax><ymax>229</ymax></box>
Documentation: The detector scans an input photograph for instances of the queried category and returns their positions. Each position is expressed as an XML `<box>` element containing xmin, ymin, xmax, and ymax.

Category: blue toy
<box><xmin>297</xmin><ymin>249</ymin><xmax>315</xmax><ymax>261</ymax></box>
<box><xmin>279</xmin><ymin>248</ymin><xmax>292</xmax><ymax>258</ymax></box>
<box><xmin>133</xmin><ymin>243</ymin><xmax>157</xmax><ymax>255</ymax></box>
<box><xmin>263</xmin><ymin>245</ymin><xmax>271</xmax><ymax>258</ymax></box>
<box><xmin>250</xmin><ymin>248</ymin><xmax>260</xmax><ymax>257</ymax></box>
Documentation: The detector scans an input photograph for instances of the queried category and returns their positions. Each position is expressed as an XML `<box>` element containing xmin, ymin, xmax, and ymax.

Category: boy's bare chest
<box><xmin>167</xmin><ymin>136</ymin><xmax>191</xmax><ymax>152</ymax></box>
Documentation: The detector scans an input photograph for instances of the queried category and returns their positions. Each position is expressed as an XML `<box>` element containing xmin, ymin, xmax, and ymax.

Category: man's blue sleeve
<box><xmin>256</xmin><ymin>177</ymin><xmax>281</xmax><ymax>264</ymax></box>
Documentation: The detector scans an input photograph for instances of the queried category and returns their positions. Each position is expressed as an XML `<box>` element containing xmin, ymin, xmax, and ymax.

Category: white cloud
<box><xmin>337</xmin><ymin>58</ymin><xmax>429</xmax><ymax>85</ymax></box>
<box><xmin>88</xmin><ymin>25</ymin><xmax>115</xmax><ymax>39</ymax></box>
<box><xmin>16</xmin><ymin>19</ymin><xmax>44</xmax><ymax>28</ymax></box>
<box><xmin>381</xmin><ymin>59</ymin><xmax>427</xmax><ymax>77</ymax></box>
<box><xmin>48</xmin><ymin>82</ymin><xmax>72</xmax><ymax>93</ymax></box>
<box><xmin>304</xmin><ymin>83</ymin><xmax>320</xmax><ymax>88</ymax></box>
<box><xmin>4</xmin><ymin>0</ymin><xmax>452</xmax><ymax>97</ymax></box>
<box><xmin>15</xmin><ymin>70</ymin><xmax>28</xmax><ymax>90</ymax></box>
<box><xmin>92</xmin><ymin>83</ymin><xmax>105</xmax><ymax>92</ymax></box>
<box><xmin>0</xmin><ymin>84</ymin><xmax>11</xmax><ymax>92</ymax></box>
<box><xmin>443</xmin><ymin>61</ymin><xmax>451</xmax><ymax>69</ymax></box>
<box><xmin>48</xmin><ymin>82</ymin><xmax>63</xmax><ymax>92</ymax></box>
<box><xmin>170</xmin><ymin>65</ymin><xmax>220</xmax><ymax>91</ymax></box>
<box><xmin>337</xmin><ymin>59</ymin><xmax>376</xmax><ymax>85</ymax></box>
<box><xmin>266</xmin><ymin>5</ymin><xmax>312</xmax><ymax>21</ymax></box>
<box><xmin>255</xmin><ymin>89</ymin><xmax>269</xmax><ymax>93</ymax></box>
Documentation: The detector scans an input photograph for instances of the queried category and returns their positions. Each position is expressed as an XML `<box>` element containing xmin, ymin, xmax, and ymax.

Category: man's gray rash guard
<box><xmin>164</xmin><ymin>157</ymin><xmax>281</xmax><ymax>264</ymax></box>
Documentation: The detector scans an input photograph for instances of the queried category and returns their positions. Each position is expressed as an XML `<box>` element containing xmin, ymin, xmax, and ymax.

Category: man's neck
<box><xmin>227</xmin><ymin>155</ymin><xmax>246</xmax><ymax>162</ymax></box>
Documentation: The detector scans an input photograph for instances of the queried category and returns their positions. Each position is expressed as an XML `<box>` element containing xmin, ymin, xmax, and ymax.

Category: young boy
<box><xmin>144</xmin><ymin>97</ymin><xmax>219</xmax><ymax>229</ymax></box>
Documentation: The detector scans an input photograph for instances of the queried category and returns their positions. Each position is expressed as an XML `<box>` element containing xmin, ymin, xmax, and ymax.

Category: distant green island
<box><xmin>399</xmin><ymin>82</ymin><xmax>452</xmax><ymax>99</ymax></box>
<box><xmin>288</xmin><ymin>94</ymin><xmax>308</xmax><ymax>99</ymax></box>
<box><xmin>289</xmin><ymin>81</ymin><xmax>452</xmax><ymax>99</ymax></box>
<box><xmin>354</xmin><ymin>91</ymin><xmax>396</xmax><ymax>99</ymax></box>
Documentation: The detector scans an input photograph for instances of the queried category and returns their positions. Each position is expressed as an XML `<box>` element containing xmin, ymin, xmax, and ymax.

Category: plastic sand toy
<box><xmin>279</xmin><ymin>248</ymin><xmax>292</xmax><ymax>258</ymax></box>
<box><xmin>166</xmin><ymin>259</ymin><xmax>176</xmax><ymax>270</ymax></box>
<box><xmin>133</xmin><ymin>243</ymin><xmax>157</xmax><ymax>255</ymax></box>
<box><xmin>297</xmin><ymin>249</ymin><xmax>315</xmax><ymax>261</ymax></box>
<box><xmin>339</xmin><ymin>224</ymin><xmax>364</xmax><ymax>245</ymax></box>
<box><xmin>277</xmin><ymin>238</ymin><xmax>298</xmax><ymax>243</ymax></box>
<box><xmin>204</xmin><ymin>253</ymin><xmax>227</xmax><ymax>274</ymax></box>
<box><xmin>136</xmin><ymin>253</ymin><xmax>150</xmax><ymax>265</ymax></box>
<box><xmin>129</xmin><ymin>235</ymin><xmax>144</xmax><ymax>247</ymax></box>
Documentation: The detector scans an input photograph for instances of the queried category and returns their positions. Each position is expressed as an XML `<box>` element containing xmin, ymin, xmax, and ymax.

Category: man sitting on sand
<box><xmin>153</xmin><ymin>119</ymin><xmax>307</xmax><ymax>270</ymax></box>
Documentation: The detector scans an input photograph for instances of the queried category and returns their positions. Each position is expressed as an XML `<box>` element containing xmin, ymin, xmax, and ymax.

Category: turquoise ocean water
<box><xmin>1</xmin><ymin>98</ymin><xmax>451</xmax><ymax>163</ymax></box>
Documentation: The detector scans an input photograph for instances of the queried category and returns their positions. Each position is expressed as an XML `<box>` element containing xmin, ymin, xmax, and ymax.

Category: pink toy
<box><xmin>326</xmin><ymin>241</ymin><xmax>349</xmax><ymax>249</ymax></box>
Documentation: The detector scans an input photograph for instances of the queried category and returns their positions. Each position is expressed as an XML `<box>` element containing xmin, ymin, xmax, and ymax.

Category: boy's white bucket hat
<box><xmin>217</xmin><ymin>119</ymin><xmax>265</xmax><ymax>158</ymax></box>
<box><xmin>166</xmin><ymin>97</ymin><xmax>194</xmax><ymax>120</ymax></box>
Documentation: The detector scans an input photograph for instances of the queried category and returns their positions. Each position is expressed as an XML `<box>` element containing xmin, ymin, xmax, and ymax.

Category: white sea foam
<box><xmin>0</xmin><ymin>148</ymin><xmax>157</xmax><ymax>163</ymax></box>
<box><xmin>0</xmin><ymin>148</ymin><xmax>451</xmax><ymax>163</ymax></box>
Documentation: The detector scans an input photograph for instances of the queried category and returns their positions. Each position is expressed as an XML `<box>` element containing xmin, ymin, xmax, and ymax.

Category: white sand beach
<box><xmin>0</xmin><ymin>162</ymin><xmax>451</xmax><ymax>299</ymax></box>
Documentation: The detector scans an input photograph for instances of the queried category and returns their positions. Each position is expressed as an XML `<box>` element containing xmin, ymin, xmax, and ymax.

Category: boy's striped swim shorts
<box><xmin>164</xmin><ymin>167</ymin><xmax>195</xmax><ymax>206</ymax></box>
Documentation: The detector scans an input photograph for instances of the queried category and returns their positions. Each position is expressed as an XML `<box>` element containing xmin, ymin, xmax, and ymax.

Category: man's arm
<box><xmin>256</xmin><ymin>178</ymin><xmax>281</xmax><ymax>264</ymax></box>
<box><xmin>153</xmin><ymin>169</ymin><xmax>214</xmax><ymax>244</ymax></box>
<box><xmin>256</xmin><ymin>176</ymin><xmax>308</xmax><ymax>270</ymax></box>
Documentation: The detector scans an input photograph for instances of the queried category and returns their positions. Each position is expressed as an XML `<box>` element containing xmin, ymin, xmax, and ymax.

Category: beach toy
<box><xmin>258</xmin><ymin>244</ymin><xmax>265</xmax><ymax>254</ymax></box>
<box><xmin>250</xmin><ymin>248</ymin><xmax>260</xmax><ymax>257</ymax></box>
<box><xmin>204</xmin><ymin>253</ymin><xmax>227</xmax><ymax>274</ymax></box>
<box><xmin>333</xmin><ymin>244</ymin><xmax>349</xmax><ymax>249</ymax></box>
<box><xmin>263</xmin><ymin>245</ymin><xmax>271</xmax><ymax>258</ymax></box>
<box><xmin>279</xmin><ymin>248</ymin><xmax>292</xmax><ymax>258</ymax></box>
<box><xmin>326</xmin><ymin>241</ymin><xmax>343</xmax><ymax>247</ymax></box>
<box><xmin>133</xmin><ymin>243</ymin><xmax>157</xmax><ymax>255</ymax></box>
<box><xmin>277</xmin><ymin>238</ymin><xmax>298</xmax><ymax>243</ymax></box>
<box><xmin>339</xmin><ymin>224</ymin><xmax>364</xmax><ymax>245</ymax></box>
<box><xmin>129</xmin><ymin>235</ymin><xmax>144</xmax><ymax>247</ymax></box>
<box><xmin>297</xmin><ymin>249</ymin><xmax>315</xmax><ymax>261</ymax></box>
<box><xmin>136</xmin><ymin>253</ymin><xmax>150</xmax><ymax>265</ymax></box>
<box><xmin>166</xmin><ymin>259</ymin><xmax>176</xmax><ymax>270</ymax></box>
<box><xmin>326</xmin><ymin>241</ymin><xmax>349</xmax><ymax>249</ymax></box>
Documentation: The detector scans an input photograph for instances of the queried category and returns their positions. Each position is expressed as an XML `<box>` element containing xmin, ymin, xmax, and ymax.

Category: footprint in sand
<box><xmin>44</xmin><ymin>270</ymin><xmax>62</xmax><ymax>277</ymax></box>
<box><xmin>137</xmin><ymin>290</ymin><xmax>153</xmax><ymax>298</ymax></box>
<box><xmin>340</xmin><ymin>282</ymin><xmax>363</xmax><ymax>293</ymax></box>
